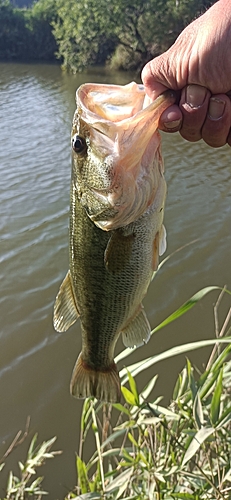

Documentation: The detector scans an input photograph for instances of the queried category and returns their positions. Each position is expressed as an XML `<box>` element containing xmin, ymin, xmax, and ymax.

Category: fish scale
<box><xmin>53</xmin><ymin>82</ymin><xmax>175</xmax><ymax>402</ymax></box>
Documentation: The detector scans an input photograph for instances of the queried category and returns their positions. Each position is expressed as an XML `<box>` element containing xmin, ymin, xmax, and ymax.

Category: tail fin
<box><xmin>70</xmin><ymin>353</ymin><xmax>121</xmax><ymax>403</ymax></box>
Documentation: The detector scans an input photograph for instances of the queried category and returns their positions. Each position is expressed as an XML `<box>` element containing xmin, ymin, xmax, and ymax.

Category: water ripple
<box><xmin>0</xmin><ymin>63</ymin><xmax>231</xmax><ymax>500</ymax></box>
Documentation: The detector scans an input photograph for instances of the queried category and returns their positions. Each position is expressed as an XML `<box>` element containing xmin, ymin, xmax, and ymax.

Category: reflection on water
<box><xmin>0</xmin><ymin>63</ymin><xmax>231</xmax><ymax>498</ymax></box>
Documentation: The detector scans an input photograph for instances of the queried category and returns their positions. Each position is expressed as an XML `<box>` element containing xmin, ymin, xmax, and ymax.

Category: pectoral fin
<box><xmin>152</xmin><ymin>225</ymin><xmax>167</xmax><ymax>271</ymax></box>
<box><xmin>152</xmin><ymin>232</ymin><xmax>159</xmax><ymax>271</ymax></box>
<box><xmin>53</xmin><ymin>270</ymin><xmax>80</xmax><ymax>333</ymax></box>
<box><xmin>159</xmin><ymin>224</ymin><xmax>167</xmax><ymax>256</ymax></box>
<box><xmin>122</xmin><ymin>305</ymin><xmax>151</xmax><ymax>348</ymax></box>
<box><xmin>104</xmin><ymin>230</ymin><xmax>135</xmax><ymax>274</ymax></box>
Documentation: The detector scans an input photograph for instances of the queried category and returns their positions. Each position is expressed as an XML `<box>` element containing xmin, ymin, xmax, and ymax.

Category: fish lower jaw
<box><xmin>70</xmin><ymin>353</ymin><xmax>121</xmax><ymax>403</ymax></box>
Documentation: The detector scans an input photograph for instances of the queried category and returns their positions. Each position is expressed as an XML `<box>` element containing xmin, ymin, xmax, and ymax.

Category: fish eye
<box><xmin>72</xmin><ymin>134</ymin><xmax>87</xmax><ymax>154</ymax></box>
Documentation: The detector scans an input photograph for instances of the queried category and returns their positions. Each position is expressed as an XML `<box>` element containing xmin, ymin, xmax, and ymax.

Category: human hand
<box><xmin>141</xmin><ymin>0</ymin><xmax>231</xmax><ymax>147</ymax></box>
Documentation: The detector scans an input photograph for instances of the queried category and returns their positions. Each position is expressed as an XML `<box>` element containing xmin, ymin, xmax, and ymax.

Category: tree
<box><xmin>0</xmin><ymin>0</ymin><xmax>58</xmax><ymax>61</ymax></box>
<box><xmin>0</xmin><ymin>0</ymin><xmax>216</xmax><ymax>69</ymax></box>
<box><xmin>26</xmin><ymin>0</ymin><xmax>58</xmax><ymax>61</ymax></box>
<box><xmin>52</xmin><ymin>0</ymin><xmax>216</xmax><ymax>72</ymax></box>
<box><xmin>51</xmin><ymin>0</ymin><xmax>117</xmax><ymax>72</ymax></box>
<box><xmin>0</xmin><ymin>0</ymin><xmax>30</xmax><ymax>60</ymax></box>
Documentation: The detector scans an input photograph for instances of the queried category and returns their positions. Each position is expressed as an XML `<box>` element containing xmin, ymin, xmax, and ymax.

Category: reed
<box><xmin>1</xmin><ymin>286</ymin><xmax>231</xmax><ymax>499</ymax></box>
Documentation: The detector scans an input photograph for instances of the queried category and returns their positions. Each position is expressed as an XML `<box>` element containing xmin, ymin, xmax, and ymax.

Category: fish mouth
<box><xmin>74</xmin><ymin>83</ymin><xmax>175</xmax><ymax>230</ymax></box>
<box><xmin>77</xmin><ymin>82</ymin><xmax>175</xmax><ymax>142</ymax></box>
<box><xmin>76</xmin><ymin>83</ymin><xmax>175</xmax><ymax>173</ymax></box>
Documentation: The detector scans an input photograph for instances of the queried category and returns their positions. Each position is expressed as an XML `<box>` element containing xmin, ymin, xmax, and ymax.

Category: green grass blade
<box><xmin>152</xmin><ymin>286</ymin><xmax>220</xmax><ymax>334</ymax></box>
<box><xmin>120</xmin><ymin>337</ymin><xmax>231</xmax><ymax>385</ymax></box>
<box><xmin>76</xmin><ymin>456</ymin><xmax>90</xmax><ymax>494</ymax></box>
<box><xmin>210</xmin><ymin>367</ymin><xmax>223</xmax><ymax>425</ymax></box>
<box><xmin>116</xmin><ymin>286</ymin><xmax>222</xmax><ymax>365</ymax></box>
<box><xmin>182</xmin><ymin>427</ymin><xmax>214</xmax><ymax>466</ymax></box>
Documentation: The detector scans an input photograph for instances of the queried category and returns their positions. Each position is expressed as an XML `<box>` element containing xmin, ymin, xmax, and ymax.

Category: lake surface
<box><xmin>0</xmin><ymin>62</ymin><xmax>230</xmax><ymax>498</ymax></box>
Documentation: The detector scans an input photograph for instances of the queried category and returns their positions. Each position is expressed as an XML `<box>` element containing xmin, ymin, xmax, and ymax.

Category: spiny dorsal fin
<box><xmin>53</xmin><ymin>270</ymin><xmax>80</xmax><ymax>333</ymax></box>
<box><xmin>122</xmin><ymin>305</ymin><xmax>151</xmax><ymax>348</ymax></box>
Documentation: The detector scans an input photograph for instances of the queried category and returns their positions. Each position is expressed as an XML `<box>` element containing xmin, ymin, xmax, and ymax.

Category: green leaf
<box><xmin>70</xmin><ymin>494</ymin><xmax>101</xmax><ymax>500</ymax></box>
<box><xmin>152</xmin><ymin>286</ymin><xmax>221</xmax><ymax>333</ymax></box>
<box><xmin>140</xmin><ymin>374</ymin><xmax>158</xmax><ymax>401</ymax></box>
<box><xmin>199</xmin><ymin>368</ymin><xmax>223</xmax><ymax>401</ymax></box>
<box><xmin>127</xmin><ymin>370</ymin><xmax>139</xmax><ymax>406</ymax></box>
<box><xmin>182</xmin><ymin>427</ymin><xmax>214</xmax><ymax>466</ymax></box>
<box><xmin>147</xmin><ymin>402</ymin><xmax>179</xmax><ymax>420</ymax></box>
<box><xmin>210</xmin><ymin>367</ymin><xmax>223</xmax><ymax>425</ymax></box>
<box><xmin>138</xmin><ymin>416</ymin><xmax>160</xmax><ymax>425</ymax></box>
<box><xmin>193</xmin><ymin>392</ymin><xmax>204</xmax><ymax>430</ymax></box>
<box><xmin>120</xmin><ymin>337</ymin><xmax>231</xmax><ymax>385</ymax></box>
<box><xmin>81</xmin><ymin>398</ymin><xmax>92</xmax><ymax>434</ymax></box>
<box><xmin>28</xmin><ymin>433</ymin><xmax>38</xmax><ymax>458</ymax></box>
<box><xmin>101</xmin><ymin>429</ymin><xmax>127</xmax><ymax>450</ymax></box>
<box><xmin>128</xmin><ymin>432</ymin><xmax>138</xmax><ymax>447</ymax></box>
<box><xmin>187</xmin><ymin>359</ymin><xmax>197</xmax><ymax>401</ymax></box>
<box><xmin>112</xmin><ymin>403</ymin><xmax>130</xmax><ymax>416</ymax></box>
<box><xmin>105</xmin><ymin>467</ymin><xmax>133</xmax><ymax>493</ymax></box>
<box><xmin>216</xmin><ymin>405</ymin><xmax>231</xmax><ymax>429</ymax></box>
<box><xmin>173</xmin><ymin>366</ymin><xmax>188</xmax><ymax>400</ymax></box>
<box><xmin>116</xmin><ymin>286</ymin><xmax>221</xmax><ymax>365</ymax></box>
<box><xmin>77</xmin><ymin>456</ymin><xmax>90</xmax><ymax>494</ymax></box>
<box><xmin>121</xmin><ymin>386</ymin><xmax>137</xmax><ymax>406</ymax></box>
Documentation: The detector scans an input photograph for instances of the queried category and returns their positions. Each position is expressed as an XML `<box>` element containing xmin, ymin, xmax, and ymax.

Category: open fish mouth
<box><xmin>72</xmin><ymin>83</ymin><xmax>175</xmax><ymax>230</ymax></box>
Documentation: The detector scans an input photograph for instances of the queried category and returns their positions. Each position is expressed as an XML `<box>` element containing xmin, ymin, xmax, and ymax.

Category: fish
<box><xmin>53</xmin><ymin>82</ymin><xmax>175</xmax><ymax>403</ymax></box>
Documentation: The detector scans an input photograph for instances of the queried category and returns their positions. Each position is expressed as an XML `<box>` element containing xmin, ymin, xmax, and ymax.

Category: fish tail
<box><xmin>70</xmin><ymin>354</ymin><xmax>121</xmax><ymax>403</ymax></box>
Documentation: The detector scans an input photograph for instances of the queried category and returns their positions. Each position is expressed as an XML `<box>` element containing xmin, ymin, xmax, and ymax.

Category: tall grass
<box><xmin>1</xmin><ymin>286</ymin><xmax>231</xmax><ymax>499</ymax></box>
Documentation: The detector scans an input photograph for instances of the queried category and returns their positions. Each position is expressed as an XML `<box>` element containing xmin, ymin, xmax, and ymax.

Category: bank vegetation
<box><xmin>1</xmin><ymin>286</ymin><xmax>231</xmax><ymax>498</ymax></box>
<box><xmin>1</xmin><ymin>0</ymin><xmax>215</xmax><ymax>72</ymax></box>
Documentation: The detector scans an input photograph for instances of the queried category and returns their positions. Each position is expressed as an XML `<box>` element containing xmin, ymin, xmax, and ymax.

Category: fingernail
<box><xmin>208</xmin><ymin>98</ymin><xmax>226</xmax><ymax>120</ymax></box>
<box><xmin>186</xmin><ymin>85</ymin><xmax>207</xmax><ymax>108</ymax></box>
<box><xmin>163</xmin><ymin>119</ymin><xmax>181</xmax><ymax>130</ymax></box>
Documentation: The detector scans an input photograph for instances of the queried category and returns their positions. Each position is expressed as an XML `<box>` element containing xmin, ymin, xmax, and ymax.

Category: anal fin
<box><xmin>70</xmin><ymin>354</ymin><xmax>121</xmax><ymax>403</ymax></box>
<box><xmin>122</xmin><ymin>305</ymin><xmax>151</xmax><ymax>348</ymax></box>
<box><xmin>53</xmin><ymin>270</ymin><xmax>79</xmax><ymax>333</ymax></box>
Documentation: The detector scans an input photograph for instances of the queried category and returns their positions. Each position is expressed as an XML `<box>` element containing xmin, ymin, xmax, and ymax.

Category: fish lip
<box><xmin>76</xmin><ymin>82</ymin><xmax>176</xmax><ymax>129</ymax></box>
<box><xmin>73</xmin><ymin>82</ymin><xmax>172</xmax><ymax>230</ymax></box>
<box><xmin>74</xmin><ymin>86</ymin><xmax>177</xmax><ymax>167</ymax></box>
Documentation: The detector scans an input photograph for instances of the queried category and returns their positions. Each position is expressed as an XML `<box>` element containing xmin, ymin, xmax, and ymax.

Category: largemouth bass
<box><xmin>53</xmin><ymin>82</ymin><xmax>175</xmax><ymax>403</ymax></box>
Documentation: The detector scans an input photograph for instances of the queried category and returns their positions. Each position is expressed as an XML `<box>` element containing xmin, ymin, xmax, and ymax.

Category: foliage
<box><xmin>0</xmin><ymin>430</ymin><xmax>61</xmax><ymax>499</ymax></box>
<box><xmin>51</xmin><ymin>0</ymin><xmax>215</xmax><ymax>72</ymax></box>
<box><xmin>0</xmin><ymin>0</ymin><xmax>216</xmax><ymax>70</ymax></box>
<box><xmin>51</xmin><ymin>0</ymin><xmax>118</xmax><ymax>72</ymax></box>
<box><xmin>0</xmin><ymin>0</ymin><xmax>28</xmax><ymax>60</ymax></box>
<box><xmin>0</xmin><ymin>0</ymin><xmax>57</xmax><ymax>62</ymax></box>
<box><xmin>24</xmin><ymin>0</ymin><xmax>58</xmax><ymax>61</ymax></box>
<box><xmin>1</xmin><ymin>285</ymin><xmax>231</xmax><ymax>498</ymax></box>
<box><xmin>63</xmin><ymin>286</ymin><xmax>231</xmax><ymax>499</ymax></box>
<box><xmin>11</xmin><ymin>0</ymin><xmax>34</xmax><ymax>6</ymax></box>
